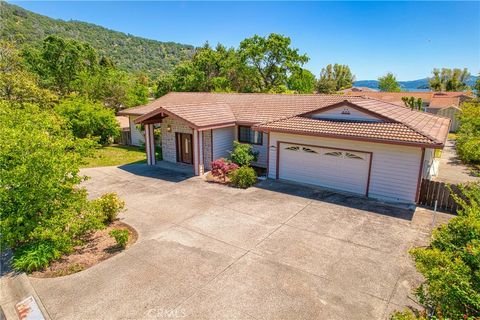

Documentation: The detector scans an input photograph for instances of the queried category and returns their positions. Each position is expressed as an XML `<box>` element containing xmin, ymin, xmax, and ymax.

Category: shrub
<box><xmin>1</xmin><ymin>102</ymin><xmax>122</xmax><ymax>272</ymax></box>
<box><xmin>211</xmin><ymin>158</ymin><xmax>238</xmax><ymax>182</ymax></box>
<box><xmin>55</xmin><ymin>96</ymin><xmax>120</xmax><ymax>145</ymax></box>
<box><xmin>94</xmin><ymin>193</ymin><xmax>125</xmax><ymax>224</ymax></box>
<box><xmin>456</xmin><ymin>101</ymin><xmax>480</xmax><ymax>164</ymax></box>
<box><xmin>109</xmin><ymin>229</ymin><xmax>129</xmax><ymax>248</ymax></box>
<box><xmin>391</xmin><ymin>183</ymin><xmax>480</xmax><ymax>319</ymax></box>
<box><xmin>13</xmin><ymin>241</ymin><xmax>61</xmax><ymax>272</ymax></box>
<box><xmin>229</xmin><ymin>166</ymin><xmax>257</xmax><ymax>189</ymax></box>
<box><xmin>229</xmin><ymin>141</ymin><xmax>258</xmax><ymax>166</ymax></box>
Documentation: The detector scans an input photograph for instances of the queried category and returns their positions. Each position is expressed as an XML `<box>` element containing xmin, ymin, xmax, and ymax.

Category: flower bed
<box><xmin>30</xmin><ymin>221</ymin><xmax>137</xmax><ymax>278</ymax></box>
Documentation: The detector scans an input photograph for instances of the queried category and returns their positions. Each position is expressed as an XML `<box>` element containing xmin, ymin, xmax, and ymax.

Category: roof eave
<box><xmin>117</xmin><ymin>110</ymin><xmax>146</xmax><ymax>116</ymax></box>
<box><xmin>256</xmin><ymin>127</ymin><xmax>445</xmax><ymax>149</ymax></box>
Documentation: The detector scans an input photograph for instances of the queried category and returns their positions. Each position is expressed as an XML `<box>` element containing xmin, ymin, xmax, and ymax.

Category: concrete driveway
<box><xmin>30</xmin><ymin>164</ymin><xmax>446</xmax><ymax>320</ymax></box>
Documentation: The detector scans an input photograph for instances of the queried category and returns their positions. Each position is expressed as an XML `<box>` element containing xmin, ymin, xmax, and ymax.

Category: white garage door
<box><xmin>279</xmin><ymin>143</ymin><xmax>371</xmax><ymax>195</ymax></box>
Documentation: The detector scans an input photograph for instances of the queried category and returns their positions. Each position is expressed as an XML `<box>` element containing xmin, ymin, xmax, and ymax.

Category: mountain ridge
<box><xmin>354</xmin><ymin>76</ymin><xmax>478</xmax><ymax>91</ymax></box>
<box><xmin>0</xmin><ymin>2</ymin><xmax>195</xmax><ymax>78</ymax></box>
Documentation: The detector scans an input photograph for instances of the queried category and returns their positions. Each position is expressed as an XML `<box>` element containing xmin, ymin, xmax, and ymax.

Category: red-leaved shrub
<box><xmin>211</xmin><ymin>158</ymin><xmax>239</xmax><ymax>182</ymax></box>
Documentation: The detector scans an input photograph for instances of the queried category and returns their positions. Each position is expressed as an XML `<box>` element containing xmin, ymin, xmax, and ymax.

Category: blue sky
<box><xmin>12</xmin><ymin>1</ymin><xmax>480</xmax><ymax>80</ymax></box>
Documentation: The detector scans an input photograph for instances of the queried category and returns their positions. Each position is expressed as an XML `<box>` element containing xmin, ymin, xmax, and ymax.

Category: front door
<box><xmin>176</xmin><ymin>133</ymin><xmax>193</xmax><ymax>164</ymax></box>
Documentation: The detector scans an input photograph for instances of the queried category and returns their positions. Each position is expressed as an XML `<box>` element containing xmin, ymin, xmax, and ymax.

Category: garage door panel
<box><xmin>279</xmin><ymin>143</ymin><xmax>370</xmax><ymax>195</ymax></box>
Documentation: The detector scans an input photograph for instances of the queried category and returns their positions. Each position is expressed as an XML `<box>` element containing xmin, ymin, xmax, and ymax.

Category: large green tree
<box><xmin>0</xmin><ymin>101</ymin><xmax>99</xmax><ymax>254</ymax></box>
<box><xmin>474</xmin><ymin>73</ymin><xmax>480</xmax><ymax>98</ymax></box>
<box><xmin>316</xmin><ymin>64</ymin><xmax>354</xmax><ymax>93</ymax></box>
<box><xmin>23</xmin><ymin>36</ymin><xmax>149</xmax><ymax>110</ymax></box>
<box><xmin>287</xmin><ymin>68</ymin><xmax>316</xmax><ymax>93</ymax></box>
<box><xmin>378</xmin><ymin>72</ymin><xmax>401</xmax><ymax>92</ymax></box>
<box><xmin>155</xmin><ymin>43</ymin><xmax>247</xmax><ymax>97</ymax></box>
<box><xmin>238</xmin><ymin>33</ymin><xmax>309</xmax><ymax>92</ymax></box>
<box><xmin>55</xmin><ymin>97</ymin><xmax>120</xmax><ymax>145</ymax></box>
<box><xmin>24</xmin><ymin>35</ymin><xmax>98</xmax><ymax>96</ymax></box>
<box><xmin>155</xmin><ymin>34</ymin><xmax>309</xmax><ymax>96</ymax></box>
<box><xmin>0</xmin><ymin>41</ymin><xmax>56</xmax><ymax>105</ymax></box>
<box><xmin>76</xmin><ymin>66</ymin><xmax>149</xmax><ymax>111</ymax></box>
<box><xmin>429</xmin><ymin>68</ymin><xmax>470</xmax><ymax>92</ymax></box>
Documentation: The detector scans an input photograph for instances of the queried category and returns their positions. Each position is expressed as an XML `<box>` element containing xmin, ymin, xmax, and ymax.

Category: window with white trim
<box><xmin>238</xmin><ymin>126</ymin><xmax>263</xmax><ymax>145</ymax></box>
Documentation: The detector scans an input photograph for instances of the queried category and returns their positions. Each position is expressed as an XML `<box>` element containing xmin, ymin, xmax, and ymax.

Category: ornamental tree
<box><xmin>211</xmin><ymin>158</ymin><xmax>238</xmax><ymax>182</ymax></box>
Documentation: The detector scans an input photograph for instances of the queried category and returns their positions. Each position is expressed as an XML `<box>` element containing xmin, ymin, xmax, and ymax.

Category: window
<box><xmin>238</xmin><ymin>126</ymin><xmax>263</xmax><ymax>145</ymax></box>
<box><xmin>324</xmin><ymin>151</ymin><xmax>343</xmax><ymax>157</ymax></box>
<box><xmin>285</xmin><ymin>146</ymin><xmax>300</xmax><ymax>151</ymax></box>
<box><xmin>302</xmin><ymin>147</ymin><xmax>318</xmax><ymax>154</ymax></box>
<box><xmin>345</xmin><ymin>152</ymin><xmax>364</xmax><ymax>160</ymax></box>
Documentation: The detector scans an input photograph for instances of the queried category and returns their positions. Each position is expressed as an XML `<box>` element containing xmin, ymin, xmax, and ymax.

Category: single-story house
<box><xmin>115</xmin><ymin>116</ymin><xmax>132</xmax><ymax>145</ymax></box>
<box><xmin>119</xmin><ymin>92</ymin><xmax>450</xmax><ymax>204</ymax></box>
<box><xmin>343</xmin><ymin>91</ymin><xmax>473</xmax><ymax>132</ymax></box>
<box><xmin>340</xmin><ymin>86</ymin><xmax>379</xmax><ymax>92</ymax></box>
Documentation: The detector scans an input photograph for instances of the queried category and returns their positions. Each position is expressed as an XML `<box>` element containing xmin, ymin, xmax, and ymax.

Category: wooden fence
<box><xmin>115</xmin><ymin>129</ymin><xmax>131</xmax><ymax>145</ymax></box>
<box><xmin>417</xmin><ymin>179</ymin><xmax>462</xmax><ymax>214</ymax></box>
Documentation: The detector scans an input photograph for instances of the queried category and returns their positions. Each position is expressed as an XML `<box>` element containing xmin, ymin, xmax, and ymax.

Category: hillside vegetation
<box><xmin>0</xmin><ymin>2</ymin><xmax>194</xmax><ymax>78</ymax></box>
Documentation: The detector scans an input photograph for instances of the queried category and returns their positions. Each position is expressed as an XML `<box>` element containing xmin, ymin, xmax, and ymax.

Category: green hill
<box><xmin>0</xmin><ymin>2</ymin><xmax>195</xmax><ymax>78</ymax></box>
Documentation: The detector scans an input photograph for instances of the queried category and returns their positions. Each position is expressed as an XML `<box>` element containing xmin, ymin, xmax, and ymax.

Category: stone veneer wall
<box><xmin>202</xmin><ymin>130</ymin><xmax>213</xmax><ymax>170</ymax></box>
<box><xmin>161</xmin><ymin>118</ymin><xmax>193</xmax><ymax>163</ymax></box>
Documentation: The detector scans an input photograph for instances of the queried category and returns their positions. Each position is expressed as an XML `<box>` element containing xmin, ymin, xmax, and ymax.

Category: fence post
<box><xmin>431</xmin><ymin>200</ymin><xmax>438</xmax><ymax>231</ymax></box>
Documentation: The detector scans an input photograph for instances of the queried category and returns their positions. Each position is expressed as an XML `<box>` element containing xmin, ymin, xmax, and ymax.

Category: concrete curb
<box><xmin>0</xmin><ymin>250</ymin><xmax>51</xmax><ymax>320</ymax></box>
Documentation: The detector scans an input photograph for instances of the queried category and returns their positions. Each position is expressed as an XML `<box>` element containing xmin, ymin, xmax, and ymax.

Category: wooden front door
<box><xmin>176</xmin><ymin>133</ymin><xmax>193</xmax><ymax>164</ymax></box>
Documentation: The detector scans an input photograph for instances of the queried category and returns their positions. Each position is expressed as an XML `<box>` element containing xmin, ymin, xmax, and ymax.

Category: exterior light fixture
<box><xmin>167</xmin><ymin>124</ymin><xmax>172</xmax><ymax>132</ymax></box>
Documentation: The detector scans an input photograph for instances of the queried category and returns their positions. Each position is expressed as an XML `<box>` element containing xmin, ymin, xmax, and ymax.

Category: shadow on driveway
<box><xmin>118</xmin><ymin>163</ymin><xmax>194</xmax><ymax>183</ymax></box>
<box><xmin>256</xmin><ymin>179</ymin><xmax>415</xmax><ymax>221</ymax></box>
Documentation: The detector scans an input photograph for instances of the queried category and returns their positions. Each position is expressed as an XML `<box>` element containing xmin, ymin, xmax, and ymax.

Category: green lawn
<box><xmin>448</xmin><ymin>133</ymin><xmax>458</xmax><ymax>140</ymax></box>
<box><xmin>81</xmin><ymin>145</ymin><xmax>146</xmax><ymax>168</ymax></box>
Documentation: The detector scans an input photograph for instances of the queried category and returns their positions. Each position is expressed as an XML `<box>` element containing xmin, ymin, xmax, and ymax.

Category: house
<box><xmin>343</xmin><ymin>91</ymin><xmax>473</xmax><ymax>132</ymax></box>
<box><xmin>340</xmin><ymin>86</ymin><xmax>379</xmax><ymax>92</ymax></box>
<box><xmin>115</xmin><ymin>112</ymin><xmax>147</xmax><ymax>147</ymax></box>
<box><xmin>115</xmin><ymin>116</ymin><xmax>132</xmax><ymax>145</ymax></box>
<box><xmin>120</xmin><ymin>92</ymin><xmax>450</xmax><ymax>204</ymax></box>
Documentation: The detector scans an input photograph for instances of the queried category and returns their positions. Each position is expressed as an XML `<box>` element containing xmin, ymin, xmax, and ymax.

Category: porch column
<box><xmin>145</xmin><ymin>124</ymin><xmax>156</xmax><ymax>165</ymax></box>
<box><xmin>193</xmin><ymin>129</ymin><xmax>199</xmax><ymax>175</ymax></box>
<box><xmin>198</xmin><ymin>130</ymin><xmax>204</xmax><ymax>175</ymax></box>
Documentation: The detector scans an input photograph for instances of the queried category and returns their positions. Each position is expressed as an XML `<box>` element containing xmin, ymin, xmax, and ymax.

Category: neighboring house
<box><xmin>340</xmin><ymin>86</ymin><xmax>379</xmax><ymax>92</ymax></box>
<box><xmin>123</xmin><ymin>92</ymin><xmax>450</xmax><ymax>204</ymax></box>
<box><xmin>114</xmin><ymin>113</ymin><xmax>145</xmax><ymax>147</ymax></box>
<box><xmin>115</xmin><ymin>116</ymin><xmax>132</xmax><ymax>145</ymax></box>
<box><xmin>343</xmin><ymin>91</ymin><xmax>473</xmax><ymax>132</ymax></box>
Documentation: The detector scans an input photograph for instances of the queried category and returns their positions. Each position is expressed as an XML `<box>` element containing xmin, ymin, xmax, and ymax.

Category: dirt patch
<box><xmin>30</xmin><ymin>221</ymin><xmax>138</xmax><ymax>278</ymax></box>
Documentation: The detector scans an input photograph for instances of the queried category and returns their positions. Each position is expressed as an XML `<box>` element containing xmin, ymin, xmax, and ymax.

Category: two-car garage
<box><xmin>278</xmin><ymin>142</ymin><xmax>372</xmax><ymax>196</ymax></box>
<box><xmin>269</xmin><ymin>132</ymin><xmax>425</xmax><ymax>204</ymax></box>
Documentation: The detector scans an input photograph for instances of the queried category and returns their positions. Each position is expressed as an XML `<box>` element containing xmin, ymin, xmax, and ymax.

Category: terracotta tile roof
<box><xmin>343</xmin><ymin>91</ymin><xmax>434</xmax><ymax>106</ymax></box>
<box><xmin>342</xmin><ymin>91</ymin><xmax>473</xmax><ymax>107</ymax></box>
<box><xmin>431</xmin><ymin>91</ymin><xmax>474</xmax><ymax>98</ymax></box>
<box><xmin>161</xmin><ymin>102</ymin><xmax>236</xmax><ymax>128</ymax></box>
<box><xmin>429</xmin><ymin>96</ymin><xmax>461</xmax><ymax>108</ymax></box>
<box><xmin>128</xmin><ymin>92</ymin><xmax>450</xmax><ymax>147</ymax></box>
<box><xmin>255</xmin><ymin>117</ymin><xmax>435</xmax><ymax>145</ymax></box>
<box><xmin>115</xmin><ymin>116</ymin><xmax>129</xmax><ymax>129</ymax></box>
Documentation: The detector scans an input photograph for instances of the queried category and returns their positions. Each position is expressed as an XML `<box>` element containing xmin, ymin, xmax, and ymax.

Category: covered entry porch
<box><xmin>135</xmin><ymin>108</ymin><xmax>235</xmax><ymax>176</ymax></box>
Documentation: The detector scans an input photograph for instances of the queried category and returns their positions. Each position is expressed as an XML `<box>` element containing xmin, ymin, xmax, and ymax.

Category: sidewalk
<box><xmin>434</xmin><ymin>139</ymin><xmax>479</xmax><ymax>184</ymax></box>
<box><xmin>0</xmin><ymin>250</ymin><xmax>50</xmax><ymax>320</ymax></box>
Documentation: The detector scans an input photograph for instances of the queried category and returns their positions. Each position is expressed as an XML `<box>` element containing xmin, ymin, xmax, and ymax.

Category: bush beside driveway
<box><xmin>29</xmin><ymin>164</ymin><xmax>450</xmax><ymax>320</ymax></box>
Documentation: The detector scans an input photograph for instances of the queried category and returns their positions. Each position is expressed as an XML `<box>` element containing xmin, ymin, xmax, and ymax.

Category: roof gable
<box><xmin>301</xmin><ymin>101</ymin><xmax>390</xmax><ymax>122</ymax></box>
